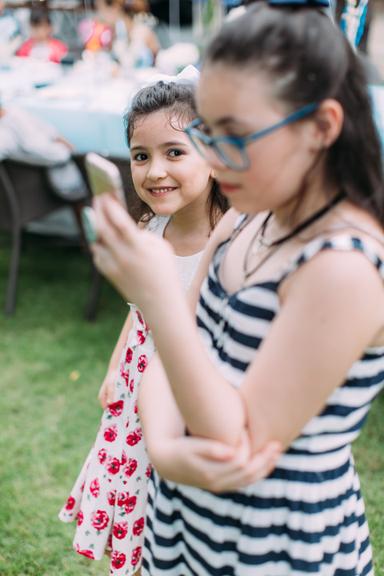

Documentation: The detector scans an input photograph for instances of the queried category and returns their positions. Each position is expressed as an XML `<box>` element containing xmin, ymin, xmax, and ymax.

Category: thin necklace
<box><xmin>243</xmin><ymin>191</ymin><xmax>345</xmax><ymax>280</ymax></box>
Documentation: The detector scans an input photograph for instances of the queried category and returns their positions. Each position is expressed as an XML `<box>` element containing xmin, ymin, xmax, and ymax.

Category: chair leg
<box><xmin>71</xmin><ymin>202</ymin><xmax>88</xmax><ymax>250</ymax></box>
<box><xmin>84</xmin><ymin>263</ymin><xmax>103</xmax><ymax>322</ymax></box>
<box><xmin>5</xmin><ymin>228</ymin><xmax>22</xmax><ymax>315</ymax></box>
<box><xmin>70</xmin><ymin>202</ymin><xmax>103</xmax><ymax>320</ymax></box>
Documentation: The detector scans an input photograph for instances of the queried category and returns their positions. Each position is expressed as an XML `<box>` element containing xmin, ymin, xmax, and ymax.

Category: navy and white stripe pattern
<box><xmin>143</xmin><ymin>234</ymin><xmax>384</xmax><ymax>575</ymax></box>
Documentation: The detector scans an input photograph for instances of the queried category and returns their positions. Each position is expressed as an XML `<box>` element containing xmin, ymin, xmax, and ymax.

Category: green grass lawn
<box><xmin>0</xmin><ymin>233</ymin><xmax>383</xmax><ymax>575</ymax></box>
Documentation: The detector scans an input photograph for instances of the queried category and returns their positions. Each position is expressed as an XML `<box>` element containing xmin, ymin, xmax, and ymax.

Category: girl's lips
<box><xmin>219</xmin><ymin>182</ymin><xmax>240</xmax><ymax>194</ymax></box>
<box><xmin>147</xmin><ymin>187</ymin><xmax>177</xmax><ymax>197</ymax></box>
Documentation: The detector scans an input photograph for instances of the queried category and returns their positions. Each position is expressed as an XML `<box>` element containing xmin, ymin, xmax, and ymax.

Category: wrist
<box><xmin>147</xmin><ymin>440</ymin><xmax>176</xmax><ymax>479</ymax></box>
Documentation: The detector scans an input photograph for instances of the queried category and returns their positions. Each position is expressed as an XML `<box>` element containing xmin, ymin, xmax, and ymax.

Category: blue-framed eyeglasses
<box><xmin>184</xmin><ymin>102</ymin><xmax>320</xmax><ymax>171</ymax></box>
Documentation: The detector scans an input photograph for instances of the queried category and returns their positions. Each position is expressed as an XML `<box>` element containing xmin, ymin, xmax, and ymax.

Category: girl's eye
<box><xmin>168</xmin><ymin>149</ymin><xmax>184</xmax><ymax>158</ymax></box>
<box><xmin>132</xmin><ymin>152</ymin><xmax>148</xmax><ymax>162</ymax></box>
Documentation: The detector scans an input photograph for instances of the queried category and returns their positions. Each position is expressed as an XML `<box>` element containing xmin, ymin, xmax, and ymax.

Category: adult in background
<box><xmin>96</xmin><ymin>0</ymin><xmax>159</xmax><ymax>67</ymax></box>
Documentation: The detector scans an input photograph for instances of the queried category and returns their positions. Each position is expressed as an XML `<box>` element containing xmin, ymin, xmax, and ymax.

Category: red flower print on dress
<box><xmin>131</xmin><ymin>546</ymin><xmax>142</xmax><ymax>567</ymax></box>
<box><xmin>106</xmin><ymin>457</ymin><xmax>121</xmax><ymax>475</ymax></box>
<box><xmin>108</xmin><ymin>400</ymin><xmax>124</xmax><ymax>417</ymax></box>
<box><xmin>111</xmin><ymin>550</ymin><xmax>126</xmax><ymax>569</ymax></box>
<box><xmin>132</xmin><ymin>517</ymin><xmax>145</xmax><ymax>536</ymax></box>
<box><xmin>113</xmin><ymin>520</ymin><xmax>128</xmax><ymax>540</ymax></box>
<box><xmin>125</xmin><ymin>495</ymin><xmax>137</xmax><ymax>514</ymax></box>
<box><xmin>129</xmin><ymin>379</ymin><xmax>135</xmax><ymax>394</ymax></box>
<box><xmin>125</xmin><ymin>347</ymin><xmax>133</xmax><ymax>364</ymax></box>
<box><xmin>89</xmin><ymin>478</ymin><xmax>100</xmax><ymax>497</ymax></box>
<box><xmin>121</xmin><ymin>451</ymin><xmax>127</xmax><ymax>466</ymax></box>
<box><xmin>65</xmin><ymin>496</ymin><xmax>75</xmax><ymax>510</ymax></box>
<box><xmin>124</xmin><ymin>458</ymin><xmax>138</xmax><ymax>477</ymax></box>
<box><xmin>75</xmin><ymin>544</ymin><xmax>95</xmax><ymax>559</ymax></box>
<box><xmin>117</xmin><ymin>491</ymin><xmax>129</xmax><ymax>507</ymax></box>
<box><xmin>137</xmin><ymin>330</ymin><xmax>146</xmax><ymax>345</ymax></box>
<box><xmin>91</xmin><ymin>509</ymin><xmax>110</xmax><ymax>531</ymax></box>
<box><xmin>134</xmin><ymin>402</ymin><xmax>138</xmax><ymax>414</ymax></box>
<box><xmin>126</xmin><ymin>427</ymin><xmax>142</xmax><ymax>446</ymax></box>
<box><xmin>107</xmin><ymin>490</ymin><xmax>116</xmax><ymax>505</ymax></box>
<box><xmin>136</xmin><ymin>310</ymin><xmax>144</xmax><ymax>325</ymax></box>
<box><xmin>145</xmin><ymin>463</ymin><xmax>152</xmax><ymax>478</ymax></box>
<box><xmin>76</xmin><ymin>510</ymin><xmax>84</xmax><ymax>526</ymax></box>
<box><xmin>137</xmin><ymin>354</ymin><xmax>148</xmax><ymax>373</ymax></box>
<box><xmin>98</xmin><ymin>448</ymin><xmax>107</xmax><ymax>464</ymax></box>
<box><xmin>121</xmin><ymin>369</ymin><xmax>130</xmax><ymax>387</ymax></box>
<box><xmin>104</xmin><ymin>425</ymin><xmax>118</xmax><ymax>442</ymax></box>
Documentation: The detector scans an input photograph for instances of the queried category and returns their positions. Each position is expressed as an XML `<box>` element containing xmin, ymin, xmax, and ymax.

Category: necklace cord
<box><xmin>243</xmin><ymin>191</ymin><xmax>346</xmax><ymax>280</ymax></box>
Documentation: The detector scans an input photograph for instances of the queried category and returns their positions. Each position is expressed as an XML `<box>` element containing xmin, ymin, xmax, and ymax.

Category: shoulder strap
<box><xmin>280</xmin><ymin>234</ymin><xmax>384</xmax><ymax>283</ymax></box>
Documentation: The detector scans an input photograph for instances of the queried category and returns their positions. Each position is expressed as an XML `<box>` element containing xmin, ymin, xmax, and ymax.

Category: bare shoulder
<box><xmin>210</xmin><ymin>208</ymin><xmax>241</xmax><ymax>243</ymax></box>
<box><xmin>285</xmin><ymin>200</ymin><xmax>384</xmax><ymax>296</ymax></box>
<box><xmin>284</xmin><ymin>201</ymin><xmax>384</xmax><ymax>299</ymax></box>
<box><xmin>281</xmin><ymin>241</ymin><xmax>384</xmax><ymax>346</ymax></box>
<box><xmin>325</xmin><ymin>202</ymin><xmax>384</xmax><ymax>257</ymax></box>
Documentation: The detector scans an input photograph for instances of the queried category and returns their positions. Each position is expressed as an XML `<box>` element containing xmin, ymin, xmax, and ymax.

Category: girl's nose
<box><xmin>146</xmin><ymin>157</ymin><xmax>167</xmax><ymax>180</ymax></box>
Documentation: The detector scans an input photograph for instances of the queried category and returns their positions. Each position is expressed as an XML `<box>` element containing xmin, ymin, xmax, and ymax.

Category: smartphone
<box><xmin>81</xmin><ymin>206</ymin><xmax>98</xmax><ymax>244</ymax></box>
<box><xmin>82</xmin><ymin>153</ymin><xmax>126</xmax><ymax>244</ymax></box>
<box><xmin>85</xmin><ymin>152</ymin><xmax>126</xmax><ymax>207</ymax></box>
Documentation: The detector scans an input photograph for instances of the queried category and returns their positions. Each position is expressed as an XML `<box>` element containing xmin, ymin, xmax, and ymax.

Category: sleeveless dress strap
<box><xmin>280</xmin><ymin>234</ymin><xmax>384</xmax><ymax>284</ymax></box>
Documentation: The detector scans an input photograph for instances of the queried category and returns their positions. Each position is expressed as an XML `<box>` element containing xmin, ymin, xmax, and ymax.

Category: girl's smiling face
<box><xmin>196</xmin><ymin>63</ymin><xmax>323</xmax><ymax>215</ymax></box>
<box><xmin>130</xmin><ymin>109</ymin><xmax>213</xmax><ymax>217</ymax></box>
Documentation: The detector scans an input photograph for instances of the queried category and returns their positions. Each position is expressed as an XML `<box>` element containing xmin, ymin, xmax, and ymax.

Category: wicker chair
<box><xmin>0</xmin><ymin>159</ymin><xmax>101</xmax><ymax>318</ymax></box>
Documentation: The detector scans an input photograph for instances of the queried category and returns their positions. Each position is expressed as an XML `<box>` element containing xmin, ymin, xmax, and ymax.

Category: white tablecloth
<box><xmin>0</xmin><ymin>57</ymin><xmax>159</xmax><ymax>158</ymax></box>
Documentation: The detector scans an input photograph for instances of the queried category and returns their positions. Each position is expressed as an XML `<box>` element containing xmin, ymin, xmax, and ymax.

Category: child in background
<box><xmin>59</xmin><ymin>77</ymin><xmax>268</xmax><ymax>576</ymax></box>
<box><xmin>16</xmin><ymin>8</ymin><xmax>67</xmax><ymax>64</ymax></box>
<box><xmin>90</xmin><ymin>1</ymin><xmax>384</xmax><ymax>574</ymax></box>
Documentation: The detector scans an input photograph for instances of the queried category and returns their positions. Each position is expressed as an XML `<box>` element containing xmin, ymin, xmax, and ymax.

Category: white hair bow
<box><xmin>142</xmin><ymin>65</ymin><xmax>200</xmax><ymax>88</ymax></box>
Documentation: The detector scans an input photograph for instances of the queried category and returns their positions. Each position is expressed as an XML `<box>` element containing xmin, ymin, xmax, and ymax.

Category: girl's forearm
<box><xmin>144</xmin><ymin>287</ymin><xmax>246</xmax><ymax>447</ymax></box>
<box><xmin>138</xmin><ymin>354</ymin><xmax>185</xmax><ymax>454</ymax></box>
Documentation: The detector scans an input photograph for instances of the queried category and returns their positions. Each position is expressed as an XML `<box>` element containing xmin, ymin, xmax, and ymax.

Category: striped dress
<box><xmin>143</xmin><ymin>233</ymin><xmax>384</xmax><ymax>576</ymax></box>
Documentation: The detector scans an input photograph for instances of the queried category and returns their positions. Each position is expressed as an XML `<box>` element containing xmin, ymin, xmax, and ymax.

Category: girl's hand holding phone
<box><xmin>81</xmin><ymin>153</ymin><xmax>127</xmax><ymax>245</ymax></box>
<box><xmin>91</xmin><ymin>194</ymin><xmax>179</xmax><ymax>311</ymax></box>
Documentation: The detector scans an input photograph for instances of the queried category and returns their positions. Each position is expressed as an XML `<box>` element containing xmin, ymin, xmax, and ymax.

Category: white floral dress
<box><xmin>59</xmin><ymin>215</ymin><xmax>203</xmax><ymax>576</ymax></box>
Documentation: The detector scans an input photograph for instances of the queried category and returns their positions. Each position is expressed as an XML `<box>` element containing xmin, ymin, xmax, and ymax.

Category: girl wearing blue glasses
<box><xmin>91</xmin><ymin>0</ymin><xmax>384</xmax><ymax>573</ymax></box>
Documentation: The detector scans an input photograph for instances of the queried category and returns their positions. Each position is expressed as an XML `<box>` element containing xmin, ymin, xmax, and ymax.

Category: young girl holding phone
<box><xmin>91</xmin><ymin>1</ymin><xmax>384</xmax><ymax>574</ymax></box>
<box><xmin>59</xmin><ymin>78</ymin><xmax>278</xmax><ymax>576</ymax></box>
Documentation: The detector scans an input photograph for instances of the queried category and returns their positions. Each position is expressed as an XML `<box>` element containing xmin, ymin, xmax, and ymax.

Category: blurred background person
<box><xmin>16</xmin><ymin>8</ymin><xmax>68</xmax><ymax>64</ymax></box>
<box><xmin>78</xmin><ymin>0</ymin><xmax>114</xmax><ymax>53</ymax></box>
<box><xmin>96</xmin><ymin>0</ymin><xmax>159</xmax><ymax>67</ymax></box>
<box><xmin>0</xmin><ymin>0</ymin><xmax>22</xmax><ymax>58</ymax></box>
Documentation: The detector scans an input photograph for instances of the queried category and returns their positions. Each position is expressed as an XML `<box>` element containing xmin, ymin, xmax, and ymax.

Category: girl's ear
<box><xmin>313</xmin><ymin>99</ymin><xmax>344</xmax><ymax>150</ymax></box>
<box><xmin>211</xmin><ymin>169</ymin><xmax>217</xmax><ymax>180</ymax></box>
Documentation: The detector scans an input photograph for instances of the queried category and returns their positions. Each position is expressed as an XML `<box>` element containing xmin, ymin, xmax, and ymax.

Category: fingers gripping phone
<box><xmin>82</xmin><ymin>153</ymin><xmax>126</xmax><ymax>243</ymax></box>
